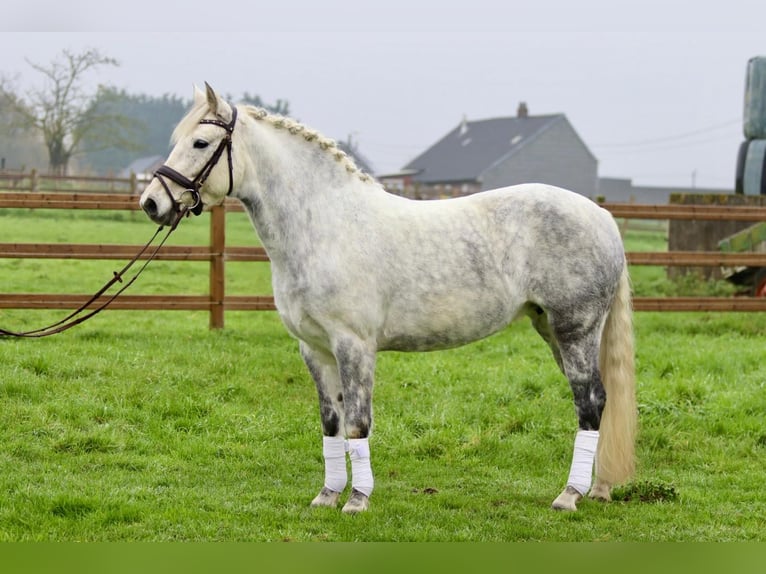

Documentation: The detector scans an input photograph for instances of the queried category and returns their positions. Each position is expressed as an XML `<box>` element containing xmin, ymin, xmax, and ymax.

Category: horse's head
<box><xmin>140</xmin><ymin>83</ymin><xmax>239</xmax><ymax>226</ymax></box>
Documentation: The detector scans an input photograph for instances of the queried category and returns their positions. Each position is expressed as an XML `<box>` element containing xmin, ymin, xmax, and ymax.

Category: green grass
<box><xmin>1</xmin><ymin>311</ymin><xmax>764</xmax><ymax>541</ymax></box>
<box><xmin>0</xmin><ymin>209</ymin><xmax>765</xmax><ymax>540</ymax></box>
<box><xmin>0</xmin><ymin>208</ymin><xmax>270</xmax><ymax>296</ymax></box>
<box><xmin>620</xmin><ymin>221</ymin><xmax>739</xmax><ymax>297</ymax></box>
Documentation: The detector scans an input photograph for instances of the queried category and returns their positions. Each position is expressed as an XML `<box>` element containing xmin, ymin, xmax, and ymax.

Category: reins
<box><xmin>0</xmin><ymin>209</ymin><xmax>187</xmax><ymax>338</ymax></box>
<box><xmin>1</xmin><ymin>104</ymin><xmax>239</xmax><ymax>339</ymax></box>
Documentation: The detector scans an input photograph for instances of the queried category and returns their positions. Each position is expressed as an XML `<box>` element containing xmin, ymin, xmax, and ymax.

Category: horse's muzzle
<box><xmin>139</xmin><ymin>190</ymin><xmax>176</xmax><ymax>227</ymax></box>
<box><xmin>141</xmin><ymin>196</ymin><xmax>159</xmax><ymax>219</ymax></box>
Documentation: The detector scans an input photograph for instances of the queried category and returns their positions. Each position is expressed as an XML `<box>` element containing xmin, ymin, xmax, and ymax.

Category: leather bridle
<box><xmin>153</xmin><ymin>106</ymin><xmax>238</xmax><ymax>216</ymax></box>
<box><xmin>0</xmin><ymin>106</ymin><xmax>239</xmax><ymax>339</ymax></box>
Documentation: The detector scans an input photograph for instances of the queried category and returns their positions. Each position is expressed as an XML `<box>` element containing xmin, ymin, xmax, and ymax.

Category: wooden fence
<box><xmin>0</xmin><ymin>190</ymin><xmax>273</xmax><ymax>329</ymax></box>
<box><xmin>1</xmin><ymin>190</ymin><xmax>766</xmax><ymax>330</ymax></box>
<box><xmin>0</xmin><ymin>170</ymin><xmax>145</xmax><ymax>194</ymax></box>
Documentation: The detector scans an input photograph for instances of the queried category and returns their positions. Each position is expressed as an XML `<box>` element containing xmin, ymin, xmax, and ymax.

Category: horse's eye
<box><xmin>193</xmin><ymin>139</ymin><xmax>209</xmax><ymax>149</ymax></box>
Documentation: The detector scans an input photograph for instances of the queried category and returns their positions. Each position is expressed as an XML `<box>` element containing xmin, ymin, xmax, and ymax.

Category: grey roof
<box><xmin>403</xmin><ymin>114</ymin><xmax>564</xmax><ymax>183</ymax></box>
<box><xmin>120</xmin><ymin>155</ymin><xmax>165</xmax><ymax>177</ymax></box>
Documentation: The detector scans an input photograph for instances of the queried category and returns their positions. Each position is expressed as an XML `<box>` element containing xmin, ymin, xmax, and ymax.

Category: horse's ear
<box><xmin>204</xmin><ymin>81</ymin><xmax>234</xmax><ymax>122</ymax></box>
<box><xmin>204</xmin><ymin>82</ymin><xmax>219</xmax><ymax>116</ymax></box>
<box><xmin>193</xmin><ymin>84</ymin><xmax>206</xmax><ymax>106</ymax></box>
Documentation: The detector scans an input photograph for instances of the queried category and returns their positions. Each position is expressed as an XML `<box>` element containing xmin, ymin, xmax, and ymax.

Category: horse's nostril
<box><xmin>142</xmin><ymin>197</ymin><xmax>157</xmax><ymax>217</ymax></box>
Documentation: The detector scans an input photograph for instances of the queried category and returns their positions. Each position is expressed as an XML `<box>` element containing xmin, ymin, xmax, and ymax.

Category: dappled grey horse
<box><xmin>140</xmin><ymin>84</ymin><xmax>637</xmax><ymax>513</ymax></box>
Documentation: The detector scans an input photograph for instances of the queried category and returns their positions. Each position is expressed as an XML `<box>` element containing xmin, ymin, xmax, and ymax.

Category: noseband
<box><xmin>153</xmin><ymin>106</ymin><xmax>238</xmax><ymax>216</ymax></box>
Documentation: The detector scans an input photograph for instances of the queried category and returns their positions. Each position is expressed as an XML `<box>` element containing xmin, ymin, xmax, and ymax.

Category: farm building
<box><xmin>119</xmin><ymin>155</ymin><xmax>166</xmax><ymax>180</ymax></box>
<box><xmin>379</xmin><ymin>103</ymin><xmax>598</xmax><ymax>199</ymax></box>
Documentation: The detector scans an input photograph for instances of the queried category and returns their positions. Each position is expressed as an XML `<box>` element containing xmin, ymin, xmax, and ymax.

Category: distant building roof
<box><xmin>403</xmin><ymin>113</ymin><xmax>567</xmax><ymax>183</ymax></box>
<box><xmin>120</xmin><ymin>155</ymin><xmax>165</xmax><ymax>178</ymax></box>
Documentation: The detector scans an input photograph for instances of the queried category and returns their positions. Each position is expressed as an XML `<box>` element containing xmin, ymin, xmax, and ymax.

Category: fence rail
<box><xmin>2</xmin><ymin>190</ymin><xmax>766</xmax><ymax>326</ymax></box>
<box><xmin>601</xmin><ymin>202</ymin><xmax>766</xmax><ymax>221</ymax></box>
<box><xmin>626</xmin><ymin>251</ymin><xmax>766</xmax><ymax>266</ymax></box>
<box><xmin>0</xmin><ymin>170</ymin><xmax>144</xmax><ymax>194</ymax></box>
<box><xmin>0</xmin><ymin>192</ymin><xmax>140</xmax><ymax>210</ymax></box>
<box><xmin>0</xmin><ymin>242</ymin><xmax>268</xmax><ymax>262</ymax></box>
<box><xmin>0</xmin><ymin>294</ymin><xmax>276</xmax><ymax>311</ymax></box>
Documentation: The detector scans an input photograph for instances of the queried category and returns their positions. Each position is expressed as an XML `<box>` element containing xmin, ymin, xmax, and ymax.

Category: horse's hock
<box><xmin>668</xmin><ymin>193</ymin><xmax>766</xmax><ymax>280</ymax></box>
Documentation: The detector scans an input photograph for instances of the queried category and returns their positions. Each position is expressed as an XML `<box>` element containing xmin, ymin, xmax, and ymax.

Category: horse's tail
<box><xmin>597</xmin><ymin>263</ymin><xmax>637</xmax><ymax>487</ymax></box>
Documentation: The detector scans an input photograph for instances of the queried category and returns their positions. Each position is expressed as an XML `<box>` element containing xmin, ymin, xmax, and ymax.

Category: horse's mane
<box><xmin>172</xmin><ymin>100</ymin><xmax>373</xmax><ymax>184</ymax></box>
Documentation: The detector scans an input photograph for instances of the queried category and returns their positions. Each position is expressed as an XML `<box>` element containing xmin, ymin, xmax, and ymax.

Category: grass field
<box><xmin>0</xmin><ymin>208</ymin><xmax>765</xmax><ymax>541</ymax></box>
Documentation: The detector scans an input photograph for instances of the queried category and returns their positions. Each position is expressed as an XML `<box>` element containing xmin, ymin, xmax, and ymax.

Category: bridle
<box><xmin>153</xmin><ymin>105</ymin><xmax>238</xmax><ymax>216</ymax></box>
<box><xmin>0</xmin><ymin>106</ymin><xmax>239</xmax><ymax>339</ymax></box>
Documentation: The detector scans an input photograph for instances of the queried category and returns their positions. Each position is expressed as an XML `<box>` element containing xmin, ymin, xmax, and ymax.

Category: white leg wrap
<box><xmin>322</xmin><ymin>436</ymin><xmax>348</xmax><ymax>493</ymax></box>
<box><xmin>348</xmin><ymin>437</ymin><xmax>374</xmax><ymax>497</ymax></box>
<box><xmin>566</xmin><ymin>430</ymin><xmax>599</xmax><ymax>496</ymax></box>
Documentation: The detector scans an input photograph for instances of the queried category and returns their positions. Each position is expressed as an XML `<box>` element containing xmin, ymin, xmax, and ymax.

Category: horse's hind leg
<box><xmin>301</xmin><ymin>342</ymin><xmax>346</xmax><ymax>509</ymax></box>
<box><xmin>544</xmin><ymin>313</ymin><xmax>607</xmax><ymax>512</ymax></box>
<box><xmin>528</xmin><ymin>305</ymin><xmax>564</xmax><ymax>373</ymax></box>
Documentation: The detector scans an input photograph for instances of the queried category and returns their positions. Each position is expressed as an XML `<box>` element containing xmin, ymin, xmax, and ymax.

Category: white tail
<box><xmin>596</xmin><ymin>264</ymin><xmax>637</xmax><ymax>487</ymax></box>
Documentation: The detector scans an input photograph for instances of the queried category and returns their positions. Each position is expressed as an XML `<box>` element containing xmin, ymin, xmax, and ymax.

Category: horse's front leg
<box><xmin>334</xmin><ymin>336</ymin><xmax>376</xmax><ymax>514</ymax></box>
<box><xmin>301</xmin><ymin>342</ymin><xmax>347</xmax><ymax>509</ymax></box>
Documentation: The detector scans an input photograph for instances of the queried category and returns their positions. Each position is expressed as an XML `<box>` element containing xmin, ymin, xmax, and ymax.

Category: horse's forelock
<box><xmin>171</xmin><ymin>100</ymin><xmax>210</xmax><ymax>144</ymax></box>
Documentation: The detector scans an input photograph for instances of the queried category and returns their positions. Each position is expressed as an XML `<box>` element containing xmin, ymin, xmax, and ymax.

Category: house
<box><xmin>380</xmin><ymin>103</ymin><xmax>598</xmax><ymax>199</ymax></box>
<box><xmin>119</xmin><ymin>155</ymin><xmax>166</xmax><ymax>181</ymax></box>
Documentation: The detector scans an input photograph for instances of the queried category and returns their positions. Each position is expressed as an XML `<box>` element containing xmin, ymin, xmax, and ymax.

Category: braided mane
<box><xmin>172</xmin><ymin>99</ymin><xmax>374</xmax><ymax>184</ymax></box>
<box><xmin>243</xmin><ymin>106</ymin><xmax>373</xmax><ymax>183</ymax></box>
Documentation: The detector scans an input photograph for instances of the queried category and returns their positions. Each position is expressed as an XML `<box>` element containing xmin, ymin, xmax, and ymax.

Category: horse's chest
<box><xmin>271</xmin><ymin>275</ymin><xmax>345</xmax><ymax>349</ymax></box>
<box><xmin>273</xmin><ymin>297</ymin><xmax>327</xmax><ymax>349</ymax></box>
<box><xmin>273</xmin><ymin>282</ymin><xmax>314</xmax><ymax>334</ymax></box>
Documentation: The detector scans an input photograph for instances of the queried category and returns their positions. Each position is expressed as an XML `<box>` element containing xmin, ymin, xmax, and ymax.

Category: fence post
<box><xmin>209</xmin><ymin>205</ymin><xmax>226</xmax><ymax>329</ymax></box>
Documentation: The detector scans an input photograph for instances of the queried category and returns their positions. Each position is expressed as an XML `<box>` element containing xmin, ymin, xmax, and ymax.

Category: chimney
<box><xmin>517</xmin><ymin>102</ymin><xmax>529</xmax><ymax>118</ymax></box>
<box><xmin>459</xmin><ymin>114</ymin><xmax>469</xmax><ymax>135</ymax></box>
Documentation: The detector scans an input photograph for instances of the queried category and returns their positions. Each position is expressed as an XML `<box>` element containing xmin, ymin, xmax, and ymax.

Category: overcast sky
<box><xmin>2</xmin><ymin>0</ymin><xmax>765</xmax><ymax>189</ymax></box>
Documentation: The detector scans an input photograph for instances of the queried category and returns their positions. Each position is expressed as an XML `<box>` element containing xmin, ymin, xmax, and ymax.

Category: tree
<box><xmin>239</xmin><ymin>92</ymin><xmax>291</xmax><ymax>117</ymax></box>
<box><xmin>79</xmin><ymin>89</ymin><xmax>187</xmax><ymax>174</ymax></box>
<box><xmin>0</xmin><ymin>48</ymin><xmax>133</xmax><ymax>175</ymax></box>
<box><xmin>0</xmin><ymin>78</ymin><xmax>46</xmax><ymax>170</ymax></box>
<box><xmin>80</xmin><ymin>90</ymin><xmax>293</xmax><ymax>175</ymax></box>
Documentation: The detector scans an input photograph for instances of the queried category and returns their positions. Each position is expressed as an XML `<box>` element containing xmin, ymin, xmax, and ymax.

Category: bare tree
<box><xmin>0</xmin><ymin>48</ymin><xmax>132</xmax><ymax>175</ymax></box>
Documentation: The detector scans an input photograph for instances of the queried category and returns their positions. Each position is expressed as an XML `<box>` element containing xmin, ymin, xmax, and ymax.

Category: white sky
<box><xmin>2</xmin><ymin>0</ymin><xmax>765</xmax><ymax>188</ymax></box>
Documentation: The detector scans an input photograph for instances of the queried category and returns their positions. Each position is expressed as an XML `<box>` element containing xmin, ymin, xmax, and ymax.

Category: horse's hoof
<box><xmin>342</xmin><ymin>489</ymin><xmax>370</xmax><ymax>514</ymax></box>
<box><xmin>551</xmin><ymin>486</ymin><xmax>582</xmax><ymax>511</ymax></box>
<box><xmin>311</xmin><ymin>487</ymin><xmax>342</xmax><ymax>508</ymax></box>
<box><xmin>589</xmin><ymin>480</ymin><xmax>612</xmax><ymax>502</ymax></box>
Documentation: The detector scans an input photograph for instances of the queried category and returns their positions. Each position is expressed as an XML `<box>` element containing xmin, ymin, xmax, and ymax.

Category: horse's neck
<box><xmin>236</xmin><ymin>123</ymin><xmax>381</xmax><ymax>261</ymax></box>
